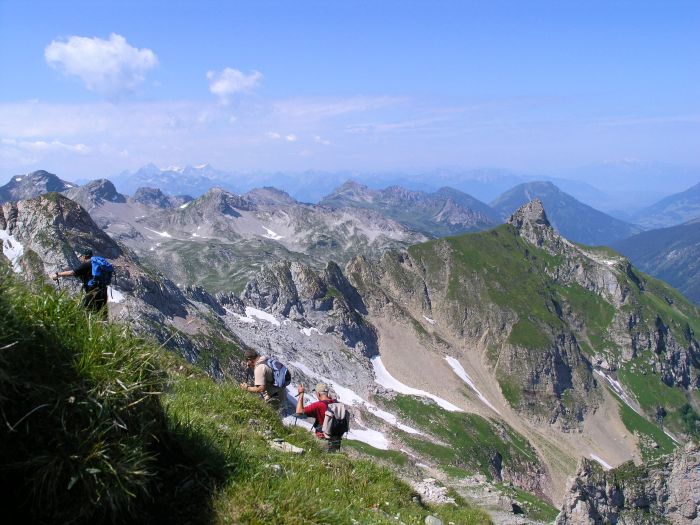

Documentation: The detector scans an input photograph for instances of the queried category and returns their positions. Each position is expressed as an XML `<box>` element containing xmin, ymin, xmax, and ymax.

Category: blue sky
<box><xmin>0</xmin><ymin>0</ymin><xmax>698</xmax><ymax>182</ymax></box>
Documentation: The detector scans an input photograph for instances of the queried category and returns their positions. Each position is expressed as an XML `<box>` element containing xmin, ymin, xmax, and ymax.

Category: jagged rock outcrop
<box><xmin>0</xmin><ymin>170</ymin><xmax>75</xmax><ymax>203</ymax></box>
<box><xmin>555</xmin><ymin>443</ymin><xmax>700</xmax><ymax>524</ymax></box>
<box><xmin>242</xmin><ymin>260</ymin><xmax>377</xmax><ymax>355</ymax></box>
<box><xmin>63</xmin><ymin>179</ymin><xmax>127</xmax><ymax>211</ymax></box>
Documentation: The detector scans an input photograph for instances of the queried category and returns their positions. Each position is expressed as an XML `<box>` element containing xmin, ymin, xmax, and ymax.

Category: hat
<box><xmin>80</xmin><ymin>248</ymin><xmax>93</xmax><ymax>258</ymax></box>
<box><xmin>314</xmin><ymin>383</ymin><xmax>329</xmax><ymax>394</ymax></box>
<box><xmin>243</xmin><ymin>348</ymin><xmax>259</xmax><ymax>360</ymax></box>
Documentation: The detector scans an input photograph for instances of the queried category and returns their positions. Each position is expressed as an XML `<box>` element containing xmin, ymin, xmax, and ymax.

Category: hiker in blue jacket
<box><xmin>53</xmin><ymin>248</ymin><xmax>111</xmax><ymax>317</ymax></box>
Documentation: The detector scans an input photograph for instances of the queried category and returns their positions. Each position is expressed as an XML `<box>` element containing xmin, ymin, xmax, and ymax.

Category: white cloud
<box><xmin>2</xmin><ymin>138</ymin><xmax>89</xmax><ymax>154</ymax></box>
<box><xmin>285</xmin><ymin>134</ymin><xmax>298</xmax><ymax>142</ymax></box>
<box><xmin>314</xmin><ymin>135</ymin><xmax>331</xmax><ymax>145</ymax></box>
<box><xmin>207</xmin><ymin>67</ymin><xmax>262</xmax><ymax>104</ymax></box>
<box><xmin>45</xmin><ymin>34</ymin><xmax>157</xmax><ymax>97</ymax></box>
<box><xmin>267</xmin><ymin>131</ymin><xmax>282</xmax><ymax>140</ymax></box>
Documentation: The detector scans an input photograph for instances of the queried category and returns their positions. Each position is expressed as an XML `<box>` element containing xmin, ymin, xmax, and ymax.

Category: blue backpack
<box><xmin>266</xmin><ymin>357</ymin><xmax>291</xmax><ymax>388</ymax></box>
<box><xmin>88</xmin><ymin>256</ymin><xmax>114</xmax><ymax>288</ymax></box>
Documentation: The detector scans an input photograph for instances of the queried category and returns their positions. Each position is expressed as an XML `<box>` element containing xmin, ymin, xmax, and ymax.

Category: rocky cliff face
<box><xmin>556</xmin><ymin>443</ymin><xmax>700</xmax><ymax>525</ymax></box>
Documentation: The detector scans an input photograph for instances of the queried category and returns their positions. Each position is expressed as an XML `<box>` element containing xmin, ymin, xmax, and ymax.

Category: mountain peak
<box><xmin>0</xmin><ymin>170</ymin><xmax>74</xmax><ymax>203</ymax></box>
<box><xmin>507</xmin><ymin>199</ymin><xmax>556</xmax><ymax>247</ymax></box>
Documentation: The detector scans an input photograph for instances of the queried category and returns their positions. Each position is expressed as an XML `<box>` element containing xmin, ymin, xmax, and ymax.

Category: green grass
<box><xmin>507</xmin><ymin>318</ymin><xmax>551</xmax><ymax>349</ymax></box>
<box><xmin>618</xmin><ymin>402</ymin><xmax>676</xmax><ymax>461</ymax></box>
<box><xmin>495</xmin><ymin>483</ymin><xmax>560</xmax><ymax>523</ymax></box>
<box><xmin>0</xmin><ymin>268</ymin><xmax>491</xmax><ymax>524</ymax></box>
<box><xmin>384</xmin><ymin>395</ymin><xmax>539</xmax><ymax>475</ymax></box>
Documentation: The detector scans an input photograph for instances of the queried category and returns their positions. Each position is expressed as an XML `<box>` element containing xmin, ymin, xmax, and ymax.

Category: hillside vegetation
<box><xmin>0</xmin><ymin>266</ymin><xmax>490</xmax><ymax>524</ymax></box>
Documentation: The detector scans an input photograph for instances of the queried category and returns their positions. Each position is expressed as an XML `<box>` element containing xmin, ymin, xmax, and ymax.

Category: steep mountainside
<box><xmin>343</xmin><ymin>200</ymin><xmax>700</xmax><ymax>499</ymax></box>
<box><xmin>0</xmin><ymin>170</ymin><xmax>76</xmax><ymax>203</ymax></box>
<box><xmin>556</xmin><ymin>443</ymin><xmax>700</xmax><ymax>524</ymax></box>
<box><xmin>320</xmin><ymin>180</ymin><xmax>499</xmax><ymax>236</ymax></box>
<box><xmin>613</xmin><ymin>217</ymin><xmax>700</xmax><ymax>306</ymax></box>
<box><xmin>491</xmin><ymin>181</ymin><xmax>642</xmax><ymax>246</ymax></box>
<box><xmin>632</xmin><ymin>181</ymin><xmax>700</xmax><ymax>229</ymax></box>
<box><xmin>0</xmin><ymin>192</ymin><xmax>243</xmax><ymax>378</ymax></box>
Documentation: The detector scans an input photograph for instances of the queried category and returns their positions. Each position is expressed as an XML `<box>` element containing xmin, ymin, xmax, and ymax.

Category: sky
<box><xmin>0</xmin><ymin>0</ymin><xmax>698</xmax><ymax>183</ymax></box>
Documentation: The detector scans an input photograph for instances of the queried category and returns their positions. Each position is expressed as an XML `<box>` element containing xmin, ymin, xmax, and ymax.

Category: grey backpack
<box><xmin>321</xmin><ymin>401</ymin><xmax>350</xmax><ymax>439</ymax></box>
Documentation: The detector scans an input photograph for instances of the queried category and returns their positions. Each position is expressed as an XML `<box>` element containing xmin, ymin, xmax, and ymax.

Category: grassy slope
<box><xmin>0</xmin><ymin>267</ymin><xmax>490</xmax><ymax>524</ymax></box>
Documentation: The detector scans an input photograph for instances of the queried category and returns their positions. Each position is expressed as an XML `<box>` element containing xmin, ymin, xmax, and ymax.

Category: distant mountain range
<box><xmin>491</xmin><ymin>181</ymin><xmax>643</xmax><ymax>246</ymax></box>
<box><xmin>613</xmin><ymin>217</ymin><xmax>700</xmax><ymax>306</ymax></box>
<box><xmin>319</xmin><ymin>181</ymin><xmax>499</xmax><ymax>237</ymax></box>
<box><xmin>631</xmin><ymin>181</ymin><xmax>700</xmax><ymax>229</ymax></box>
<box><xmin>110</xmin><ymin>163</ymin><xmax>237</xmax><ymax>197</ymax></box>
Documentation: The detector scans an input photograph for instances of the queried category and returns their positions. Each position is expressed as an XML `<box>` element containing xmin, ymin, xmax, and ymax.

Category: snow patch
<box><xmin>107</xmin><ymin>287</ymin><xmax>125</xmax><ymax>303</ymax></box>
<box><xmin>445</xmin><ymin>356</ymin><xmax>500</xmax><ymax>414</ymax></box>
<box><xmin>244</xmin><ymin>306</ymin><xmax>280</xmax><ymax>326</ymax></box>
<box><xmin>15</xmin><ymin>177</ymin><xmax>22</xmax><ymax>181</ymax></box>
<box><xmin>144</xmin><ymin>227</ymin><xmax>172</xmax><ymax>238</ymax></box>
<box><xmin>262</xmin><ymin>226</ymin><xmax>283</xmax><ymax>240</ymax></box>
<box><xmin>422</xmin><ymin>316</ymin><xmax>436</xmax><ymax>325</ymax></box>
<box><xmin>225</xmin><ymin>307</ymin><xmax>255</xmax><ymax>323</ymax></box>
<box><xmin>590</xmin><ymin>454</ymin><xmax>612</xmax><ymax>470</ymax></box>
<box><xmin>346</xmin><ymin>428</ymin><xmax>389</xmax><ymax>450</ymax></box>
<box><xmin>371</xmin><ymin>356</ymin><xmax>462</xmax><ymax>412</ymax></box>
<box><xmin>290</xmin><ymin>360</ymin><xmax>421</xmax><ymax>435</ymax></box>
<box><xmin>594</xmin><ymin>370</ymin><xmax>640</xmax><ymax>414</ymax></box>
<box><xmin>179</xmin><ymin>202</ymin><xmax>190</xmax><ymax>209</ymax></box>
<box><xmin>0</xmin><ymin>229</ymin><xmax>24</xmax><ymax>273</ymax></box>
<box><xmin>300</xmin><ymin>327</ymin><xmax>321</xmax><ymax>337</ymax></box>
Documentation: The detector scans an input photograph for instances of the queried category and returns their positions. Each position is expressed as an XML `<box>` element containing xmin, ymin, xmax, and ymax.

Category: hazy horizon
<box><xmin>1</xmin><ymin>1</ymin><xmax>698</xmax><ymax>185</ymax></box>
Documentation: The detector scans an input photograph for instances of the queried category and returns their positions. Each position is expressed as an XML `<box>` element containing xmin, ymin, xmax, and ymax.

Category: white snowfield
<box><xmin>590</xmin><ymin>454</ymin><xmax>612</xmax><ymax>470</ymax></box>
<box><xmin>225</xmin><ymin>307</ymin><xmax>255</xmax><ymax>323</ymax></box>
<box><xmin>594</xmin><ymin>370</ymin><xmax>639</xmax><ymax>414</ymax></box>
<box><xmin>144</xmin><ymin>227</ymin><xmax>172</xmax><ymax>238</ymax></box>
<box><xmin>445</xmin><ymin>356</ymin><xmax>500</xmax><ymax>414</ymax></box>
<box><xmin>300</xmin><ymin>327</ymin><xmax>321</xmax><ymax>337</ymax></box>
<box><xmin>107</xmin><ymin>286</ymin><xmax>125</xmax><ymax>303</ymax></box>
<box><xmin>290</xmin><ymin>360</ymin><xmax>421</xmax><ymax>442</ymax></box>
<box><xmin>371</xmin><ymin>356</ymin><xmax>463</xmax><ymax>412</ymax></box>
<box><xmin>179</xmin><ymin>202</ymin><xmax>190</xmax><ymax>209</ymax></box>
<box><xmin>243</xmin><ymin>306</ymin><xmax>281</xmax><ymax>326</ymax></box>
<box><xmin>262</xmin><ymin>226</ymin><xmax>283</xmax><ymax>240</ymax></box>
<box><xmin>0</xmin><ymin>229</ymin><xmax>25</xmax><ymax>273</ymax></box>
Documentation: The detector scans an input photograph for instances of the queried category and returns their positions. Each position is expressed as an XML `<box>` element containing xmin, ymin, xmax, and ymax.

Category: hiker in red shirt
<box><xmin>296</xmin><ymin>382</ymin><xmax>335</xmax><ymax>439</ymax></box>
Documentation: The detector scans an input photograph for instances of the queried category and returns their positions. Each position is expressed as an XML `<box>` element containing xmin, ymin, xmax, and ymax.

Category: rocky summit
<box><xmin>0</xmin><ymin>170</ymin><xmax>76</xmax><ymax>203</ymax></box>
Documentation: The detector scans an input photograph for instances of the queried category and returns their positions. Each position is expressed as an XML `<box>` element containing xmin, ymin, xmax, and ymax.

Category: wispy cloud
<box><xmin>45</xmin><ymin>34</ymin><xmax>157</xmax><ymax>97</ymax></box>
<box><xmin>273</xmin><ymin>96</ymin><xmax>406</xmax><ymax>119</ymax></box>
<box><xmin>207</xmin><ymin>67</ymin><xmax>262</xmax><ymax>104</ymax></box>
